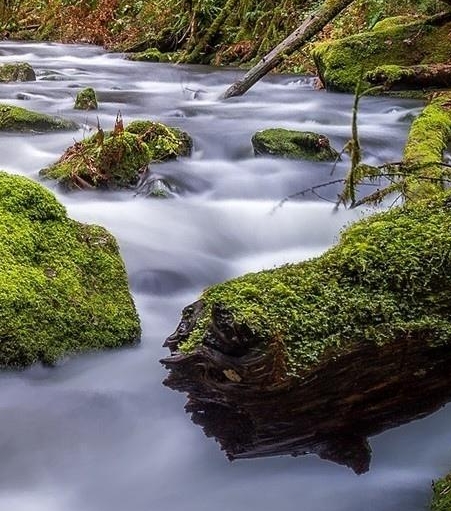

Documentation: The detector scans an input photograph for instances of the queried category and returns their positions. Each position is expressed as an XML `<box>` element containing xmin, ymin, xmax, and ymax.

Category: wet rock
<box><xmin>0</xmin><ymin>62</ymin><xmax>35</xmax><ymax>82</ymax></box>
<box><xmin>0</xmin><ymin>104</ymin><xmax>78</xmax><ymax>132</ymax></box>
<box><xmin>252</xmin><ymin>128</ymin><xmax>339</xmax><ymax>161</ymax></box>
<box><xmin>74</xmin><ymin>87</ymin><xmax>98</xmax><ymax>110</ymax></box>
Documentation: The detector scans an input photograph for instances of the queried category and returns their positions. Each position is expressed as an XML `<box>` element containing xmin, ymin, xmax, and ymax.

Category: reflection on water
<box><xmin>0</xmin><ymin>41</ymin><xmax>449</xmax><ymax>511</ymax></box>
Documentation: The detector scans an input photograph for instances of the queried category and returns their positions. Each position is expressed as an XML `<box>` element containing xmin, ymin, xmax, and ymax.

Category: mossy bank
<box><xmin>312</xmin><ymin>13</ymin><xmax>451</xmax><ymax>93</ymax></box>
<box><xmin>0</xmin><ymin>172</ymin><xmax>140</xmax><ymax>368</ymax></box>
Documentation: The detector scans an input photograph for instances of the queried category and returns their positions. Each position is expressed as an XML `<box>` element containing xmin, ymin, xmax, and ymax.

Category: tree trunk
<box><xmin>221</xmin><ymin>0</ymin><xmax>355</xmax><ymax>99</ymax></box>
<box><xmin>184</xmin><ymin>0</ymin><xmax>240</xmax><ymax>64</ymax></box>
<box><xmin>367</xmin><ymin>63</ymin><xmax>451</xmax><ymax>90</ymax></box>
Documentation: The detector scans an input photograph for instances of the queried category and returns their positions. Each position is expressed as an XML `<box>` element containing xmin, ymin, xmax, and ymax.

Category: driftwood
<box><xmin>161</xmin><ymin>301</ymin><xmax>451</xmax><ymax>474</ymax></box>
<box><xmin>221</xmin><ymin>0</ymin><xmax>355</xmax><ymax>99</ymax></box>
<box><xmin>366</xmin><ymin>64</ymin><xmax>451</xmax><ymax>90</ymax></box>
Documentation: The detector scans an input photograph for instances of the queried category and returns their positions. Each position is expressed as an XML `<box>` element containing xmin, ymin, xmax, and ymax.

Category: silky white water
<box><xmin>0</xmin><ymin>41</ymin><xmax>450</xmax><ymax>511</ymax></box>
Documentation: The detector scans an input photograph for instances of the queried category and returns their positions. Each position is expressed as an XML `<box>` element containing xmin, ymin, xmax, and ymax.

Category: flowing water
<box><xmin>0</xmin><ymin>41</ymin><xmax>450</xmax><ymax>511</ymax></box>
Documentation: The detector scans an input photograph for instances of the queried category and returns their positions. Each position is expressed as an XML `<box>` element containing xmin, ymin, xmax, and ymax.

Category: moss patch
<box><xmin>126</xmin><ymin>48</ymin><xmax>175</xmax><ymax>62</ymax></box>
<box><xmin>74</xmin><ymin>87</ymin><xmax>98</xmax><ymax>110</ymax></box>
<box><xmin>180</xmin><ymin>195</ymin><xmax>451</xmax><ymax>374</ymax></box>
<box><xmin>402</xmin><ymin>92</ymin><xmax>451</xmax><ymax>198</ymax></box>
<box><xmin>431</xmin><ymin>473</ymin><xmax>451</xmax><ymax>511</ymax></box>
<box><xmin>0</xmin><ymin>62</ymin><xmax>36</xmax><ymax>82</ymax></box>
<box><xmin>40</xmin><ymin>119</ymin><xmax>192</xmax><ymax>189</ymax></box>
<box><xmin>0</xmin><ymin>104</ymin><xmax>78</xmax><ymax>132</ymax></box>
<box><xmin>312</xmin><ymin>15</ymin><xmax>451</xmax><ymax>92</ymax></box>
<box><xmin>252</xmin><ymin>129</ymin><xmax>339</xmax><ymax>161</ymax></box>
<box><xmin>0</xmin><ymin>171</ymin><xmax>140</xmax><ymax>368</ymax></box>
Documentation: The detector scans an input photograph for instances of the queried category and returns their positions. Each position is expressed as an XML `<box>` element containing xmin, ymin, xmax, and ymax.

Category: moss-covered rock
<box><xmin>0</xmin><ymin>171</ymin><xmax>140</xmax><ymax>368</ymax></box>
<box><xmin>74</xmin><ymin>87</ymin><xmax>98</xmax><ymax>110</ymax></box>
<box><xmin>0</xmin><ymin>62</ymin><xmax>36</xmax><ymax>82</ymax></box>
<box><xmin>0</xmin><ymin>104</ymin><xmax>78</xmax><ymax>132</ymax></box>
<box><xmin>40</xmin><ymin>119</ymin><xmax>192</xmax><ymax>189</ymax></box>
<box><xmin>252</xmin><ymin>129</ymin><xmax>339</xmax><ymax>161</ymax></box>
<box><xmin>431</xmin><ymin>473</ymin><xmax>451</xmax><ymax>511</ymax></box>
<box><xmin>312</xmin><ymin>14</ymin><xmax>451</xmax><ymax>92</ymax></box>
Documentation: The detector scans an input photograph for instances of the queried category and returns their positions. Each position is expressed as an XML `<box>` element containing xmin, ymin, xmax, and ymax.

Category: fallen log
<box><xmin>366</xmin><ymin>64</ymin><xmax>451</xmax><ymax>91</ymax></box>
<box><xmin>220</xmin><ymin>0</ymin><xmax>355</xmax><ymax>99</ymax></box>
<box><xmin>161</xmin><ymin>94</ymin><xmax>451</xmax><ymax>473</ymax></box>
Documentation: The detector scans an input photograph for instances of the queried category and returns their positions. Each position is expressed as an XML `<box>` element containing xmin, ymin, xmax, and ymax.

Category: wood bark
<box><xmin>221</xmin><ymin>0</ymin><xmax>355</xmax><ymax>99</ymax></box>
<box><xmin>367</xmin><ymin>64</ymin><xmax>451</xmax><ymax>91</ymax></box>
<box><xmin>161</xmin><ymin>301</ymin><xmax>451</xmax><ymax>474</ymax></box>
<box><xmin>184</xmin><ymin>0</ymin><xmax>240</xmax><ymax>64</ymax></box>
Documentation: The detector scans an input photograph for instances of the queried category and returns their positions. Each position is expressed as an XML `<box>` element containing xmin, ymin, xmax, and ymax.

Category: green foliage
<box><xmin>431</xmin><ymin>474</ymin><xmax>451</xmax><ymax>511</ymax></box>
<box><xmin>0</xmin><ymin>171</ymin><xmax>140</xmax><ymax>368</ymax></box>
<box><xmin>180</xmin><ymin>196</ymin><xmax>451</xmax><ymax>375</ymax></box>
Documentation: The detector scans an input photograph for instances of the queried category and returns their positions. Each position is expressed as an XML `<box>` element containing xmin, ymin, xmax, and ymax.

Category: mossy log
<box><xmin>367</xmin><ymin>64</ymin><xmax>451</xmax><ymax>91</ymax></box>
<box><xmin>221</xmin><ymin>0</ymin><xmax>355</xmax><ymax>99</ymax></box>
<box><xmin>0</xmin><ymin>172</ymin><xmax>140</xmax><ymax>368</ymax></box>
<box><xmin>161</xmin><ymin>96</ymin><xmax>451</xmax><ymax>473</ymax></box>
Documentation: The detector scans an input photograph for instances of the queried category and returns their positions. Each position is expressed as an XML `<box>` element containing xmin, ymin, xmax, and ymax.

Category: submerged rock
<box><xmin>0</xmin><ymin>104</ymin><xmax>78</xmax><ymax>132</ymax></box>
<box><xmin>0</xmin><ymin>171</ymin><xmax>140</xmax><ymax>368</ymax></box>
<box><xmin>252</xmin><ymin>128</ymin><xmax>339</xmax><ymax>161</ymax></box>
<box><xmin>74</xmin><ymin>87</ymin><xmax>98</xmax><ymax>110</ymax></box>
<box><xmin>161</xmin><ymin>197</ymin><xmax>451</xmax><ymax>473</ymax></box>
<box><xmin>40</xmin><ymin>119</ymin><xmax>192</xmax><ymax>189</ymax></box>
<box><xmin>312</xmin><ymin>12</ymin><xmax>451</xmax><ymax>92</ymax></box>
<box><xmin>0</xmin><ymin>62</ymin><xmax>35</xmax><ymax>82</ymax></box>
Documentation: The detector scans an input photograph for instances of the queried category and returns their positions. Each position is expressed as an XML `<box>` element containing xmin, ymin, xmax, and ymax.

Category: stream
<box><xmin>0</xmin><ymin>41</ymin><xmax>450</xmax><ymax>511</ymax></box>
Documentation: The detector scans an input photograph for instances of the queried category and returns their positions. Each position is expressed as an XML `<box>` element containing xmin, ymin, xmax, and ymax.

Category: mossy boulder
<box><xmin>0</xmin><ymin>104</ymin><xmax>78</xmax><ymax>132</ymax></box>
<box><xmin>312</xmin><ymin>14</ymin><xmax>451</xmax><ymax>92</ymax></box>
<box><xmin>0</xmin><ymin>171</ymin><xmax>140</xmax><ymax>368</ymax></box>
<box><xmin>74</xmin><ymin>87</ymin><xmax>98</xmax><ymax>110</ymax></box>
<box><xmin>40</xmin><ymin>119</ymin><xmax>192</xmax><ymax>189</ymax></box>
<box><xmin>431</xmin><ymin>473</ymin><xmax>451</xmax><ymax>511</ymax></box>
<box><xmin>252</xmin><ymin>129</ymin><xmax>339</xmax><ymax>161</ymax></box>
<box><xmin>0</xmin><ymin>62</ymin><xmax>36</xmax><ymax>82</ymax></box>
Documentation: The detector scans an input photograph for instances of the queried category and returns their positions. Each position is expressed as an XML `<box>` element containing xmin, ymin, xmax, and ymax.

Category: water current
<box><xmin>0</xmin><ymin>41</ymin><xmax>450</xmax><ymax>511</ymax></box>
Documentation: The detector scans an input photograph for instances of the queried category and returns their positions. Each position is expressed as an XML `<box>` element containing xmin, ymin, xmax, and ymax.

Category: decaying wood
<box><xmin>221</xmin><ymin>0</ymin><xmax>355</xmax><ymax>99</ymax></box>
<box><xmin>367</xmin><ymin>64</ymin><xmax>451</xmax><ymax>90</ymax></box>
<box><xmin>161</xmin><ymin>301</ymin><xmax>451</xmax><ymax>473</ymax></box>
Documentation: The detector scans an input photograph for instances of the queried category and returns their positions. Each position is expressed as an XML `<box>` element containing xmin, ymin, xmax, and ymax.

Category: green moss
<box><xmin>74</xmin><ymin>87</ymin><xmax>98</xmax><ymax>110</ymax></box>
<box><xmin>126</xmin><ymin>48</ymin><xmax>174</xmax><ymax>62</ymax></box>
<box><xmin>0</xmin><ymin>62</ymin><xmax>35</xmax><ymax>82</ymax></box>
<box><xmin>126</xmin><ymin>120</ymin><xmax>193</xmax><ymax>159</ymax></box>
<box><xmin>312</xmin><ymin>16</ymin><xmax>451</xmax><ymax>92</ymax></box>
<box><xmin>41</xmin><ymin>120</ymin><xmax>192</xmax><ymax>189</ymax></box>
<box><xmin>0</xmin><ymin>171</ymin><xmax>140</xmax><ymax>368</ymax></box>
<box><xmin>252</xmin><ymin>129</ymin><xmax>339</xmax><ymax>161</ymax></box>
<box><xmin>0</xmin><ymin>104</ymin><xmax>78</xmax><ymax>132</ymax></box>
<box><xmin>366</xmin><ymin>64</ymin><xmax>415</xmax><ymax>84</ymax></box>
<box><xmin>180</xmin><ymin>196</ymin><xmax>451</xmax><ymax>374</ymax></box>
<box><xmin>372</xmin><ymin>16</ymin><xmax>424</xmax><ymax>32</ymax></box>
<box><xmin>402</xmin><ymin>93</ymin><xmax>451</xmax><ymax>197</ymax></box>
<box><xmin>431</xmin><ymin>473</ymin><xmax>451</xmax><ymax>511</ymax></box>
